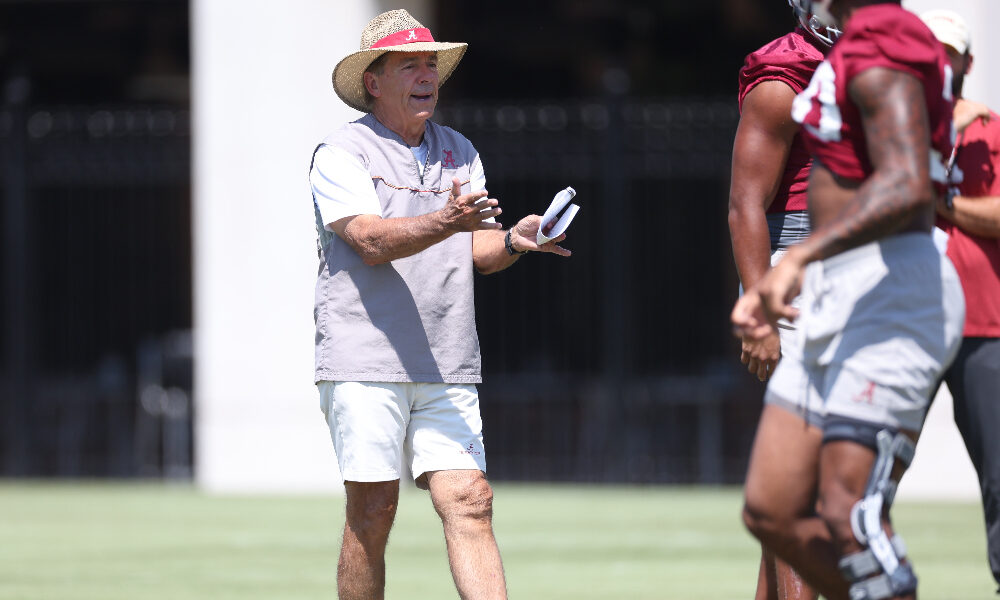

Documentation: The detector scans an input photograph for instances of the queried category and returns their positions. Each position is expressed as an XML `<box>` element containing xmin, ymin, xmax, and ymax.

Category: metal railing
<box><xmin>0</xmin><ymin>95</ymin><xmax>192</xmax><ymax>478</ymax></box>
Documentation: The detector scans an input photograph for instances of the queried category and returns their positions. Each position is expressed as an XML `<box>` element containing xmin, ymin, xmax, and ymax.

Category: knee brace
<box><xmin>835</xmin><ymin>427</ymin><xmax>918</xmax><ymax>599</ymax></box>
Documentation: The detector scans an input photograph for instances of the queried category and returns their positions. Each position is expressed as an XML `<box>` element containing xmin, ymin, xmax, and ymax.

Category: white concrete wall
<box><xmin>192</xmin><ymin>0</ymin><xmax>427</xmax><ymax>493</ymax></box>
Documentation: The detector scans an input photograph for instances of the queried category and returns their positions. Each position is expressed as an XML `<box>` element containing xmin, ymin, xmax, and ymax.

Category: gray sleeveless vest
<box><xmin>312</xmin><ymin>114</ymin><xmax>482</xmax><ymax>384</ymax></box>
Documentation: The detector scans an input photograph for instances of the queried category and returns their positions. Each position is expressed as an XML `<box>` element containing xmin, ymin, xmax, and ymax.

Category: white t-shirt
<box><xmin>311</xmin><ymin>143</ymin><xmax>487</xmax><ymax>232</ymax></box>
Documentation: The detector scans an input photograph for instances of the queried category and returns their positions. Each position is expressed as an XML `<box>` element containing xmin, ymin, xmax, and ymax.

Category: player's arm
<box><xmin>784</xmin><ymin>67</ymin><xmax>934</xmax><ymax>265</ymax></box>
<box><xmin>729</xmin><ymin>81</ymin><xmax>800</xmax><ymax>290</ymax></box>
<box><xmin>728</xmin><ymin>80</ymin><xmax>799</xmax><ymax>380</ymax></box>
<box><xmin>939</xmin><ymin>194</ymin><xmax>1000</xmax><ymax>238</ymax></box>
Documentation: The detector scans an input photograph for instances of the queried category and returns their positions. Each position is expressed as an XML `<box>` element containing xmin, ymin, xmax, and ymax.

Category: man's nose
<box><xmin>418</xmin><ymin>64</ymin><xmax>437</xmax><ymax>83</ymax></box>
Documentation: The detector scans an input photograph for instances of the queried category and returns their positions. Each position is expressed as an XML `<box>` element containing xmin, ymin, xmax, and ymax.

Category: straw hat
<box><xmin>333</xmin><ymin>9</ymin><xmax>468</xmax><ymax>113</ymax></box>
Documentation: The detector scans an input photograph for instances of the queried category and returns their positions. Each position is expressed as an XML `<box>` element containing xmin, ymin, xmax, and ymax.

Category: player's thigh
<box><xmin>745</xmin><ymin>404</ymin><xmax>823</xmax><ymax>519</ymax></box>
<box><xmin>816</xmin><ymin>439</ymin><xmax>879</xmax><ymax>550</ymax></box>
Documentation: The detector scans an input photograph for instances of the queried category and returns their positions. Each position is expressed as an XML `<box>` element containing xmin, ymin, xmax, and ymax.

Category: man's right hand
<box><xmin>741</xmin><ymin>330</ymin><xmax>781</xmax><ymax>382</ymax></box>
<box><xmin>441</xmin><ymin>177</ymin><xmax>503</xmax><ymax>232</ymax></box>
<box><xmin>732</xmin><ymin>249</ymin><xmax>804</xmax><ymax>342</ymax></box>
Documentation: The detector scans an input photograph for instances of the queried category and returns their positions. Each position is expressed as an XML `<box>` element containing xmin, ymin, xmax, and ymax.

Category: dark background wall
<box><xmin>0</xmin><ymin>0</ymin><xmax>800</xmax><ymax>481</ymax></box>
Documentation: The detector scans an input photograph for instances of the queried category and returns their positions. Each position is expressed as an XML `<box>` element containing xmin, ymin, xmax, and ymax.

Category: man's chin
<box><xmin>412</xmin><ymin>107</ymin><xmax>436</xmax><ymax>120</ymax></box>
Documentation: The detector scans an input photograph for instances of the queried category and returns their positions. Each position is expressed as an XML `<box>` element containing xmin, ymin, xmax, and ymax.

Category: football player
<box><xmin>728</xmin><ymin>3</ymin><xmax>838</xmax><ymax>598</ymax></box>
<box><xmin>733</xmin><ymin>1</ymin><xmax>963</xmax><ymax>598</ymax></box>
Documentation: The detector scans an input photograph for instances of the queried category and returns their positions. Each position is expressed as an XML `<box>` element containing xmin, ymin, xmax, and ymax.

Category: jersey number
<box><xmin>792</xmin><ymin>61</ymin><xmax>843</xmax><ymax>142</ymax></box>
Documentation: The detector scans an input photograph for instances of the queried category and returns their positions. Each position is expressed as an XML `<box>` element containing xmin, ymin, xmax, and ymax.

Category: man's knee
<box><xmin>742</xmin><ymin>494</ymin><xmax>795</xmax><ymax>544</ymax></box>
<box><xmin>821</xmin><ymin>428</ymin><xmax>920</xmax><ymax>599</ymax></box>
<box><xmin>430</xmin><ymin>471</ymin><xmax>494</xmax><ymax>524</ymax></box>
<box><xmin>345</xmin><ymin>481</ymin><xmax>399</xmax><ymax>537</ymax></box>
<box><xmin>741</xmin><ymin>502</ymin><xmax>769</xmax><ymax>543</ymax></box>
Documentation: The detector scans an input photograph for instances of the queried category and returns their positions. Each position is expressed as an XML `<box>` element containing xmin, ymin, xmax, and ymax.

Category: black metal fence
<box><xmin>438</xmin><ymin>97</ymin><xmax>760</xmax><ymax>483</ymax></box>
<box><xmin>0</xmin><ymin>93</ymin><xmax>764</xmax><ymax>483</ymax></box>
<box><xmin>0</xmin><ymin>88</ymin><xmax>192</xmax><ymax>478</ymax></box>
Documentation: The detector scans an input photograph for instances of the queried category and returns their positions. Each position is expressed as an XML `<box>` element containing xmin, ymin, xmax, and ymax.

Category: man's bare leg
<box><xmin>756</xmin><ymin>548</ymin><xmax>819</xmax><ymax>600</ymax></box>
<box><xmin>743</xmin><ymin>404</ymin><xmax>842</xmax><ymax>597</ymax></box>
<box><xmin>775</xmin><ymin>553</ymin><xmax>817</xmax><ymax>599</ymax></box>
<box><xmin>425</xmin><ymin>469</ymin><xmax>507</xmax><ymax>600</ymax></box>
<box><xmin>756</xmin><ymin>550</ymin><xmax>778</xmax><ymax>600</ymax></box>
<box><xmin>338</xmin><ymin>480</ymin><xmax>400</xmax><ymax>600</ymax></box>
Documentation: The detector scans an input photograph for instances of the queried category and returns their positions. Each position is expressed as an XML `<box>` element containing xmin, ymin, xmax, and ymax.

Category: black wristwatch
<box><xmin>504</xmin><ymin>230</ymin><xmax>527</xmax><ymax>256</ymax></box>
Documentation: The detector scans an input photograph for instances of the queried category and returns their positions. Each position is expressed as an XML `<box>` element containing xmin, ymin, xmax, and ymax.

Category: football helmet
<box><xmin>789</xmin><ymin>0</ymin><xmax>841</xmax><ymax>46</ymax></box>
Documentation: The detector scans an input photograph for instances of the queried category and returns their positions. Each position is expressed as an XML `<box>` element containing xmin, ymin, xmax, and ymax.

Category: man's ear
<box><xmin>364</xmin><ymin>71</ymin><xmax>380</xmax><ymax>98</ymax></box>
<box><xmin>965</xmin><ymin>53</ymin><xmax>974</xmax><ymax>77</ymax></box>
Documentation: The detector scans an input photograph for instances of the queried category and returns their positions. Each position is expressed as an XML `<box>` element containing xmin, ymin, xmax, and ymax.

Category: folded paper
<box><xmin>537</xmin><ymin>187</ymin><xmax>579</xmax><ymax>244</ymax></box>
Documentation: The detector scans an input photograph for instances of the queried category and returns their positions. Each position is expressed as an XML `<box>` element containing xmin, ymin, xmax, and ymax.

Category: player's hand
<box><xmin>733</xmin><ymin>251</ymin><xmax>803</xmax><ymax>341</ymax></box>
<box><xmin>508</xmin><ymin>214</ymin><xmax>572</xmax><ymax>257</ymax></box>
<box><xmin>954</xmin><ymin>98</ymin><xmax>991</xmax><ymax>134</ymax></box>
<box><xmin>741</xmin><ymin>329</ymin><xmax>781</xmax><ymax>382</ymax></box>
<box><xmin>442</xmin><ymin>177</ymin><xmax>503</xmax><ymax>232</ymax></box>
<box><xmin>731</xmin><ymin>290</ymin><xmax>776</xmax><ymax>342</ymax></box>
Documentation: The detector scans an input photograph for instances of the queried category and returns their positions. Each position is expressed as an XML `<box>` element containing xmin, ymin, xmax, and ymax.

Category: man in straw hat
<box><xmin>309</xmin><ymin>9</ymin><xmax>570</xmax><ymax>599</ymax></box>
<box><xmin>921</xmin><ymin>8</ymin><xmax>1000</xmax><ymax>592</ymax></box>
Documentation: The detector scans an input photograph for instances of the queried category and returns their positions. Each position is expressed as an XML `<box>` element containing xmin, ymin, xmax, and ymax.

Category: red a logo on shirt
<box><xmin>442</xmin><ymin>149</ymin><xmax>457</xmax><ymax>168</ymax></box>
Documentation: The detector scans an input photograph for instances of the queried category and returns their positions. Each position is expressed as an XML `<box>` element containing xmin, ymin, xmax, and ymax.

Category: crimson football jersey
<box><xmin>792</xmin><ymin>4</ymin><xmax>953</xmax><ymax>191</ymax></box>
<box><xmin>739</xmin><ymin>28</ymin><xmax>824</xmax><ymax>214</ymax></box>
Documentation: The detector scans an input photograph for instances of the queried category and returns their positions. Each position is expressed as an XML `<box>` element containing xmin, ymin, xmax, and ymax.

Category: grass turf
<box><xmin>0</xmin><ymin>483</ymin><xmax>992</xmax><ymax>599</ymax></box>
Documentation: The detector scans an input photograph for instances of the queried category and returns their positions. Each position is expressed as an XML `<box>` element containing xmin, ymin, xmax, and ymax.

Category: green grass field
<box><xmin>0</xmin><ymin>483</ymin><xmax>992</xmax><ymax>599</ymax></box>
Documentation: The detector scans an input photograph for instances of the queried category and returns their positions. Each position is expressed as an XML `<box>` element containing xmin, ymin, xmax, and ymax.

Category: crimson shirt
<box><xmin>792</xmin><ymin>3</ymin><xmax>953</xmax><ymax>194</ymax></box>
<box><xmin>939</xmin><ymin>112</ymin><xmax>1000</xmax><ymax>337</ymax></box>
<box><xmin>738</xmin><ymin>28</ymin><xmax>824</xmax><ymax>214</ymax></box>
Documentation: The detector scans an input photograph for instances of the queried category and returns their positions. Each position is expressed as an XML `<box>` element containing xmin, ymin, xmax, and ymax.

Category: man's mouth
<box><xmin>411</xmin><ymin>93</ymin><xmax>433</xmax><ymax>102</ymax></box>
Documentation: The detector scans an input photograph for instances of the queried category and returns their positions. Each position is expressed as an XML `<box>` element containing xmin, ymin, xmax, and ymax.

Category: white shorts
<box><xmin>766</xmin><ymin>233</ymin><xmax>965</xmax><ymax>432</ymax></box>
<box><xmin>318</xmin><ymin>381</ymin><xmax>486</xmax><ymax>482</ymax></box>
<box><xmin>771</xmin><ymin>248</ymin><xmax>806</xmax><ymax>335</ymax></box>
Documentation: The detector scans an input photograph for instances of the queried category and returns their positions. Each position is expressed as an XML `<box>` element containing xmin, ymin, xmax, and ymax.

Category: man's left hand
<box><xmin>509</xmin><ymin>215</ymin><xmax>572</xmax><ymax>256</ymax></box>
<box><xmin>741</xmin><ymin>329</ymin><xmax>781</xmax><ymax>382</ymax></box>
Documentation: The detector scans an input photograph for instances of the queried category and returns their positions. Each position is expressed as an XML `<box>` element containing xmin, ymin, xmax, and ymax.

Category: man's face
<box><xmin>944</xmin><ymin>45</ymin><xmax>972</xmax><ymax>98</ymax></box>
<box><xmin>368</xmin><ymin>51</ymin><xmax>440</xmax><ymax>125</ymax></box>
